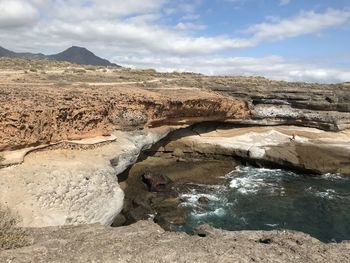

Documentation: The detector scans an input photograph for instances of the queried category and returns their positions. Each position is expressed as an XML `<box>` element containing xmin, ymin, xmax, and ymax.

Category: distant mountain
<box><xmin>0</xmin><ymin>45</ymin><xmax>120</xmax><ymax>67</ymax></box>
<box><xmin>0</xmin><ymin>46</ymin><xmax>46</xmax><ymax>59</ymax></box>
<box><xmin>49</xmin><ymin>46</ymin><xmax>119</xmax><ymax>67</ymax></box>
<box><xmin>0</xmin><ymin>46</ymin><xmax>17</xmax><ymax>57</ymax></box>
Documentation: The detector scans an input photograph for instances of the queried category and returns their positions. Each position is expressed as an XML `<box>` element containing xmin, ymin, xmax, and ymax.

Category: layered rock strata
<box><xmin>209</xmin><ymin>79</ymin><xmax>350</xmax><ymax>131</ymax></box>
<box><xmin>148</xmin><ymin>124</ymin><xmax>350</xmax><ymax>175</ymax></box>
<box><xmin>0</xmin><ymin>85</ymin><xmax>248</xmax><ymax>152</ymax></box>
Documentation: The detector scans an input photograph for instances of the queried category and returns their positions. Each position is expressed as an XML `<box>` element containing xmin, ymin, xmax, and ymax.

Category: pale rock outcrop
<box><xmin>150</xmin><ymin>125</ymin><xmax>350</xmax><ymax>175</ymax></box>
<box><xmin>0</xmin><ymin>128</ymin><xmax>173</xmax><ymax>227</ymax></box>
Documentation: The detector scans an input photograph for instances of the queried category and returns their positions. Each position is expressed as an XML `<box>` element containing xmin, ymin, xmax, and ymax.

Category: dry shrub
<box><xmin>0</xmin><ymin>206</ymin><xmax>31</xmax><ymax>250</ymax></box>
<box><xmin>72</xmin><ymin>68</ymin><xmax>86</xmax><ymax>74</ymax></box>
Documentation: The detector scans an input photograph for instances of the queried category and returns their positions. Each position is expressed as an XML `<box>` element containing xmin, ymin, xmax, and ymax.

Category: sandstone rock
<box><xmin>0</xmin><ymin>148</ymin><xmax>124</xmax><ymax>227</ymax></box>
<box><xmin>156</xmin><ymin>125</ymin><xmax>350</xmax><ymax>175</ymax></box>
<box><xmin>172</xmin><ymin>147</ymin><xmax>185</xmax><ymax>157</ymax></box>
<box><xmin>0</xmin><ymin>129</ymin><xmax>173</xmax><ymax>227</ymax></box>
<box><xmin>0</xmin><ymin>84</ymin><xmax>249</xmax><ymax>152</ymax></box>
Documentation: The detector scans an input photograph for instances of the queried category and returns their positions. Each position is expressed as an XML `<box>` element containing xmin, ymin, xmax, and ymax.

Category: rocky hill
<box><xmin>0</xmin><ymin>46</ymin><xmax>16</xmax><ymax>57</ymax></box>
<box><xmin>0</xmin><ymin>46</ymin><xmax>119</xmax><ymax>67</ymax></box>
<box><xmin>49</xmin><ymin>46</ymin><xmax>120</xmax><ymax>67</ymax></box>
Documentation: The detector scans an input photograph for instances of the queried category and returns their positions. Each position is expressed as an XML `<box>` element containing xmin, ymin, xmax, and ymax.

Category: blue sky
<box><xmin>203</xmin><ymin>1</ymin><xmax>350</xmax><ymax>62</ymax></box>
<box><xmin>0</xmin><ymin>0</ymin><xmax>349</xmax><ymax>82</ymax></box>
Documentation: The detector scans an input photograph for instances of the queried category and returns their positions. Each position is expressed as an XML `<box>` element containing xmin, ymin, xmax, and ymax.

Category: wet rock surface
<box><xmin>142</xmin><ymin>171</ymin><xmax>173</xmax><ymax>192</ymax></box>
<box><xmin>120</xmin><ymin>155</ymin><xmax>236</xmax><ymax>230</ymax></box>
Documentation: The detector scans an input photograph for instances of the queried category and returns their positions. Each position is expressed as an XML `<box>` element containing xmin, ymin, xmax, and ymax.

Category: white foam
<box><xmin>180</xmin><ymin>192</ymin><xmax>221</xmax><ymax>206</ymax></box>
<box><xmin>266</xmin><ymin>223</ymin><xmax>279</xmax><ymax>227</ymax></box>
<box><xmin>321</xmin><ymin>173</ymin><xmax>345</xmax><ymax>181</ymax></box>
<box><xmin>306</xmin><ymin>187</ymin><xmax>338</xmax><ymax>200</ymax></box>
<box><xmin>193</xmin><ymin>208</ymin><xmax>226</xmax><ymax>218</ymax></box>
<box><xmin>314</xmin><ymin>189</ymin><xmax>337</xmax><ymax>199</ymax></box>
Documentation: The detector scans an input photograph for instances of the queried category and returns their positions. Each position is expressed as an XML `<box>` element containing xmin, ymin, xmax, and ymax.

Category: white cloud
<box><xmin>175</xmin><ymin>22</ymin><xmax>207</xmax><ymax>30</ymax></box>
<box><xmin>0</xmin><ymin>0</ymin><xmax>39</xmax><ymax>28</ymax></box>
<box><xmin>33</xmin><ymin>19</ymin><xmax>251</xmax><ymax>55</ymax></box>
<box><xmin>1</xmin><ymin>2</ymin><xmax>348</xmax><ymax>56</ymax></box>
<box><xmin>248</xmin><ymin>8</ymin><xmax>350</xmax><ymax>42</ymax></box>
<box><xmin>52</xmin><ymin>0</ymin><xmax>167</xmax><ymax>21</ymax></box>
<box><xmin>181</xmin><ymin>13</ymin><xmax>201</xmax><ymax>21</ymax></box>
<box><xmin>116</xmin><ymin>55</ymin><xmax>350</xmax><ymax>83</ymax></box>
<box><xmin>0</xmin><ymin>1</ymin><xmax>349</xmax><ymax>83</ymax></box>
<box><xmin>279</xmin><ymin>0</ymin><xmax>291</xmax><ymax>6</ymax></box>
<box><xmin>35</xmin><ymin>6</ymin><xmax>350</xmax><ymax>55</ymax></box>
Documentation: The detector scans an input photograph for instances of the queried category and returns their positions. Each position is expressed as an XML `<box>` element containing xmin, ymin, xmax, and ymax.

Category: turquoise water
<box><xmin>178</xmin><ymin>166</ymin><xmax>350</xmax><ymax>243</ymax></box>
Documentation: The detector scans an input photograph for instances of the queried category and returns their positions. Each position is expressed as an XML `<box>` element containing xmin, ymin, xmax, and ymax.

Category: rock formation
<box><xmin>209</xmin><ymin>77</ymin><xmax>350</xmax><ymax>131</ymax></box>
<box><xmin>148</xmin><ymin>124</ymin><xmax>350</xmax><ymax>175</ymax></box>
<box><xmin>0</xmin><ymin>85</ymin><xmax>248</xmax><ymax>153</ymax></box>
<box><xmin>0</xmin><ymin>129</ymin><xmax>175</xmax><ymax>227</ymax></box>
<box><xmin>1</xmin><ymin>220</ymin><xmax>350</xmax><ymax>263</ymax></box>
<box><xmin>0</xmin><ymin>58</ymin><xmax>349</xmax><ymax>260</ymax></box>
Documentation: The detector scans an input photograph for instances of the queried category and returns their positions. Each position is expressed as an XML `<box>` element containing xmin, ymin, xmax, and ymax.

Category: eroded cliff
<box><xmin>0</xmin><ymin>58</ymin><xmax>350</xmax><ymax>260</ymax></box>
<box><xmin>0</xmin><ymin>85</ymin><xmax>248</xmax><ymax>152</ymax></box>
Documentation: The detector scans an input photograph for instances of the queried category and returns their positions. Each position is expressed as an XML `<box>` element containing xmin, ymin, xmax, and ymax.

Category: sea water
<box><xmin>178</xmin><ymin>166</ymin><xmax>350</xmax><ymax>242</ymax></box>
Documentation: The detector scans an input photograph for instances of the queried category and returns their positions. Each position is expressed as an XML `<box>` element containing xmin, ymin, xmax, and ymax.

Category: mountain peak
<box><xmin>67</xmin><ymin>46</ymin><xmax>89</xmax><ymax>52</ymax></box>
<box><xmin>50</xmin><ymin>46</ymin><xmax>119</xmax><ymax>67</ymax></box>
<box><xmin>0</xmin><ymin>45</ymin><xmax>120</xmax><ymax>67</ymax></box>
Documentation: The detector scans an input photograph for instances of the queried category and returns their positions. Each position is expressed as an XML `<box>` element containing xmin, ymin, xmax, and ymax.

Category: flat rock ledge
<box><xmin>1</xmin><ymin>220</ymin><xmax>350</xmax><ymax>263</ymax></box>
<box><xmin>150</xmin><ymin>125</ymin><xmax>350</xmax><ymax>175</ymax></box>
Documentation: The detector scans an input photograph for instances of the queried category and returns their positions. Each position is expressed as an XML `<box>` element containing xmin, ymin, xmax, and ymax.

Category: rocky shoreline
<box><xmin>1</xmin><ymin>58</ymin><xmax>350</xmax><ymax>261</ymax></box>
<box><xmin>118</xmin><ymin>153</ymin><xmax>236</xmax><ymax>230</ymax></box>
<box><xmin>147</xmin><ymin>123</ymin><xmax>350</xmax><ymax>175</ymax></box>
<box><xmin>116</xmin><ymin>123</ymin><xmax>350</xmax><ymax>233</ymax></box>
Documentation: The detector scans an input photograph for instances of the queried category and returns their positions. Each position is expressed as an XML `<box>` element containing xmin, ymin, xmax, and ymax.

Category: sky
<box><xmin>0</xmin><ymin>0</ymin><xmax>349</xmax><ymax>83</ymax></box>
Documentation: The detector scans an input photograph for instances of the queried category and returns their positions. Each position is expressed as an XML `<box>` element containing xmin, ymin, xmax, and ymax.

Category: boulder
<box><xmin>142</xmin><ymin>171</ymin><xmax>172</xmax><ymax>192</ymax></box>
<box><xmin>198</xmin><ymin>196</ymin><xmax>210</xmax><ymax>205</ymax></box>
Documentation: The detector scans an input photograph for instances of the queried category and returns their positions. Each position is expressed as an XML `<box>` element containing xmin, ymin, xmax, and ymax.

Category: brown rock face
<box><xmin>0</xmin><ymin>85</ymin><xmax>248</xmax><ymax>151</ymax></box>
<box><xmin>1</xmin><ymin>59</ymin><xmax>349</xmax><ymax>152</ymax></box>
<box><xmin>141</xmin><ymin>171</ymin><xmax>172</xmax><ymax>192</ymax></box>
